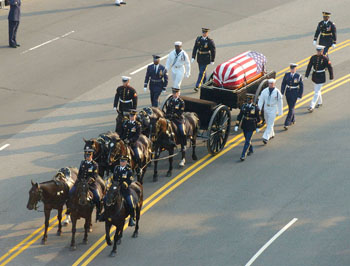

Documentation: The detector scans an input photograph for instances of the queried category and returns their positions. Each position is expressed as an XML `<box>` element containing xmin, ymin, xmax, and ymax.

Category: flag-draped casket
<box><xmin>213</xmin><ymin>51</ymin><xmax>267</xmax><ymax>90</ymax></box>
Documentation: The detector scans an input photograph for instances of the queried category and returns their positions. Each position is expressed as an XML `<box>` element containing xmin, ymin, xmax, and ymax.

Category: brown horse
<box><xmin>104</xmin><ymin>182</ymin><xmax>143</xmax><ymax>257</ymax></box>
<box><xmin>153</xmin><ymin>113</ymin><xmax>199</xmax><ymax>181</ymax></box>
<box><xmin>83</xmin><ymin>131</ymin><xmax>120</xmax><ymax>178</ymax></box>
<box><xmin>69</xmin><ymin>177</ymin><xmax>106</xmax><ymax>250</ymax></box>
<box><xmin>26</xmin><ymin>167</ymin><xmax>77</xmax><ymax>244</ymax></box>
<box><xmin>107</xmin><ymin>135</ymin><xmax>152</xmax><ymax>184</ymax></box>
<box><xmin>137</xmin><ymin>107</ymin><xmax>165</xmax><ymax>139</ymax></box>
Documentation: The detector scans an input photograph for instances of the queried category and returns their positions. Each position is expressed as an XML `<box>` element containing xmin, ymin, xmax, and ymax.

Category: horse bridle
<box><xmin>106</xmin><ymin>186</ymin><xmax>123</xmax><ymax>216</ymax></box>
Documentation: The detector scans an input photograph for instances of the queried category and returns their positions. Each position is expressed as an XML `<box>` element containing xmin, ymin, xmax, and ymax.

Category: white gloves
<box><xmin>297</xmin><ymin>97</ymin><xmax>301</xmax><ymax>101</ymax></box>
<box><xmin>313</xmin><ymin>40</ymin><xmax>317</xmax><ymax>46</ymax></box>
<box><xmin>191</xmin><ymin>58</ymin><xmax>195</xmax><ymax>63</ymax></box>
<box><xmin>332</xmin><ymin>44</ymin><xmax>336</xmax><ymax>48</ymax></box>
<box><xmin>234</xmin><ymin>126</ymin><xmax>238</xmax><ymax>132</ymax></box>
<box><xmin>256</xmin><ymin>128</ymin><xmax>260</xmax><ymax>133</ymax></box>
<box><xmin>113</xmin><ymin>107</ymin><xmax>117</xmax><ymax>111</ymax></box>
<box><xmin>186</xmin><ymin>73</ymin><xmax>190</xmax><ymax>78</ymax></box>
<box><xmin>143</xmin><ymin>87</ymin><xmax>147</xmax><ymax>92</ymax></box>
<box><xmin>210</xmin><ymin>62</ymin><xmax>214</xmax><ymax>65</ymax></box>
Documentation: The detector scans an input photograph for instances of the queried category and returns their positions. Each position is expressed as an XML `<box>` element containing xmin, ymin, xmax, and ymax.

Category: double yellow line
<box><xmin>1</xmin><ymin>39</ymin><xmax>349</xmax><ymax>266</ymax></box>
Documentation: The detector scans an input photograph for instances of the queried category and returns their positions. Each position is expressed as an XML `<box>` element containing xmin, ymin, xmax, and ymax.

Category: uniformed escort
<box><xmin>144</xmin><ymin>55</ymin><xmax>168</xmax><ymax>107</ymax></box>
<box><xmin>234</xmin><ymin>94</ymin><xmax>260</xmax><ymax>161</ymax></box>
<box><xmin>69</xmin><ymin>146</ymin><xmax>101</xmax><ymax>221</ymax></box>
<box><xmin>305</xmin><ymin>45</ymin><xmax>334</xmax><ymax>112</ymax></box>
<box><xmin>113</xmin><ymin>76</ymin><xmax>138</xmax><ymax>133</ymax></box>
<box><xmin>281</xmin><ymin>63</ymin><xmax>304</xmax><ymax>130</ymax></box>
<box><xmin>120</xmin><ymin>110</ymin><xmax>141</xmax><ymax>170</ymax></box>
<box><xmin>8</xmin><ymin>0</ymin><xmax>21</xmax><ymax>48</ymax></box>
<box><xmin>112</xmin><ymin>156</ymin><xmax>136</xmax><ymax>226</ymax></box>
<box><xmin>191</xmin><ymin>28</ymin><xmax>216</xmax><ymax>92</ymax></box>
<box><xmin>165</xmin><ymin>88</ymin><xmax>186</xmax><ymax>150</ymax></box>
<box><xmin>313</xmin><ymin>12</ymin><xmax>337</xmax><ymax>55</ymax></box>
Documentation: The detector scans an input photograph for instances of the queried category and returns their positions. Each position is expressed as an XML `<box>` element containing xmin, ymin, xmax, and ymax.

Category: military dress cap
<box><xmin>202</xmin><ymin>28</ymin><xmax>210</xmax><ymax>32</ymax></box>
<box><xmin>174</xmin><ymin>41</ymin><xmax>182</xmax><ymax>46</ymax></box>
<box><xmin>152</xmin><ymin>55</ymin><xmax>161</xmax><ymax>59</ymax></box>
<box><xmin>120</xmin><ymin>155</ymin><xmax>128</xmax><ymax>161</ymax></box>
<box><xmin>290</xmin><ymin>63</ymin><xmax>298</xmax><ymax>68</ymax></box>
<box><xmin>316</xmin><ymin>45</ymin><xmax>325</xmax><ymax>51</ymax></box>
<box><xmin>84</xmin><ymin>146</ymin><xmax>94</xmax><ymax>152</ymax></box>
<box><xmin>322</xmin><ymin>11</ymin><xmax>331</xmax><ymax>16</ymax></box>
<box><xmin>122</xmin><ymin>76</ymin><xmax>131</xmax><ymax>82</ymax></box>
<box><xmin>268</xmin><ymin>78</ymin><xmax>276</xmax><ymax>83</ymax></box>
<box><xmin>172</xmin><ymin>87</ymin><xmax>180</xmax><ymax>93</ymax></box>
<box><xmin>246</xmin><ymin>93</ymin><xmax>255</xmax><ymax>100</ymax></box>
<box><xmin>129</xmin><ymin>109</ymin><xmax>137</xmax><ymax>115</ymax></box>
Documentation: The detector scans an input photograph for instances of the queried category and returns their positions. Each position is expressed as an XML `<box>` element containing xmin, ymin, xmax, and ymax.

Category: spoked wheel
<box><xmin>161</xmin><ymin>94</ymin><xmax>173</xmax><ymax>114</ymax></box>
<box><xmin>207</xmin><ymin>105</ymin><xmax>231</xmax><ymax>155</ymax></box>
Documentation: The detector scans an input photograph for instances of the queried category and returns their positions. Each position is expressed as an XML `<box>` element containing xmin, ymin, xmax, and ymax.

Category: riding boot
<box><xmin>128</xmin><ymin>207</ymin><xmax>136</xmax><ymax>227</ymax></box>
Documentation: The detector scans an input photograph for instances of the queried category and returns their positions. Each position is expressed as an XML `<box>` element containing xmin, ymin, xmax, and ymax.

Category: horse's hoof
<box><xmin>132</xmin><ymin>232</ymin><xmax>138</xmax><ymax>238</ymax></box>
<box><xmin>41</xmin><ymin>239</ymin><xmax>47</xmax><ymax>245</ymax></box>
<box><xmin>106</xmin><ymin>239</ymin><xmax>112</xmax><ymax>246</ymax></box>
<box><xmin>83</xmin><ymin>239</ymin><xmax>88</xmax><ymax>245</ymax></box>
<box><xmin>117</xmin><ymin>239</ymin><xmax>121</xmax><ymax>245</ymax></box>
<box><xmin>70</xmin><ymin>245</ymin><xmax>77</xmax><ymax>251</ymax></box>
<box><xmin>110</xmin><ymin>251</ymin><xmax>117</xmax><ymax>257</ymax></box>
<box><xmin>166</xmin><ymin>171</ymin><xmax>172</xmax><ymax>177</ymax></box>
<box><xmin>56</xmin><ymin>231</ymin><xmax>61</xmax><ymax>236</ymax></box>
<box><xmin>192</xmin><ymin>155</ymin><xmax>198</xmax><ymax>161</ymax></box>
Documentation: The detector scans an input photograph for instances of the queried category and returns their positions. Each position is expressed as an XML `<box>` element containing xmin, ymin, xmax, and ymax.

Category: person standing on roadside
<box><xmin>8</xmin><ymin>0</ymin><xmax>21</xmax><ymax>48</ymax></box>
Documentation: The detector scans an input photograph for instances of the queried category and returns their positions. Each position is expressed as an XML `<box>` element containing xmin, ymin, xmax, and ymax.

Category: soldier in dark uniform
<box><xmin>69</xmin><ymin>146</ymin><xmax>101</xmax><ymax>221</ymax></box>
<box><xmin>8</xmin><ymin>0</ymin><xmax>21</xmax><ymax>48</ymax></box>
<box><xmin>305</xmin><ymin>45</ymin><xmax>334</xmax><ymax>112</ymax></box>
<box><xmin>120</xmin><ymin>110</ymin><xmax>141</xmax><ymax>170</ymax></box>
<box><xmin>113</xmin><ymin>76</ymin><xmax>138</xmax><ymax>134</ymax></box>
<box><xmin>313</xmin><ymin>12</ymin><xmax>337</xmax><ymax>55</ymax></box>
<box><xmin>191</xmin><ymin>28</ymin><xmax>216</xmax><ymax>92</ymax></box>
<box><xmin>165</xmin><ymin>88</ymin><xmax>186</xmax><ymax>151</ymax></box>
<box><xmin>144</xmin><ymin>55</ymin><xmax>168</xmax><ymax>107</ymax></box>
<box><xmin>112</xmin><ymin>156</ymin><xmax>136</xmax><ymax>226</ymax></box>
<box><xmin>234</xmin><ymin>94</ymin><xmax>260</xmax><ymax>161</ymax></box>
<box><xmin>281</xmin><ymin>63</ymin><xmax>304</xmax><ymax>130</ymax></box>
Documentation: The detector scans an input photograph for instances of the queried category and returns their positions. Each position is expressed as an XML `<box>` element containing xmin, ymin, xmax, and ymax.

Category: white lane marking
<box><xmin>130</xmin><ymin>54</ymin><xmax>169</xmax><ymax>75</ymax></box>
<box><xmin>21</xmin><ymin>31</ymin><xmax>75</xmax><ymax>54</ymax></box>
<box><xmin>0</xmin><ymin>144</ymin><xmax>10</xmax><ymax>151</ymax></box>
<box><xmin>245</xmin><ymin>218</ymin><xmax>298</xmax><ymax>266</ymax></box>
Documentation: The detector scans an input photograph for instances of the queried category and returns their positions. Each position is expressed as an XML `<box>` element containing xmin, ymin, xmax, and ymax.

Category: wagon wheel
<box><xmin>207</xmin><ymin>105</ymin><xmax>231</xmax><ymax>155</ymax></box>
<box><xmin>161</xmin><ymin>94</ymin><xmax>173</xmax><ymax>114</ymax></box>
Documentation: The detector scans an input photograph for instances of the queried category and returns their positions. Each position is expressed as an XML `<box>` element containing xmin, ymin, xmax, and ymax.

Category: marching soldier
<box><xmin>8</xmin><ymin>0</ymin><xmax>21</xmax><ymax>48</ymax></box>
<box><xmin>113</xmin><ymin>76</ymin><xmax>138</xmax><ymax>133</ymax></box>
<box><xmin>313</xmin><ymin>12</ymin><xmax>337</xmax><ymax>55</ymax></box>
<box><xmin>258</xmin><ymin>79</ymin><xmax>283</xmax><ymax>144</ymax></box>
<box><xmin>305</xmin><ymin>45</ymin><xmax>334</xmax><ymax>112</ymax></box>
<box><xmin>144</xmin><ymin>55</ymin><xmax>168</xmax><ymax>107</ymax></box>
<box><xmin>120</xmin><ymin>110</ymin><xmax>142</xmax><ymax>172</ymax></box>
<box><xmin>281</xmin><ymin>63</ymin><xmax>304</xmax><ymax>130</ymax></box>
<box><xmin>234</xmin><ymin>94</ymin><xmax>260</xmax><ymax>161</ymax></box>
<box><xmin>191</xmin><ymin>28</ymin><xmax>216</xmax><ymax>92</ymax></box>
<box><xmin>165</xmin><ymin>41</ymin><xmax>191</xmax><ymax>89</ymax></box>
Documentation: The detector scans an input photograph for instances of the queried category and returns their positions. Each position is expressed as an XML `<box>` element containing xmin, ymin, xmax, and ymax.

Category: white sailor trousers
<box><xmin>310</xmin><ymin>83</ymin><xmax>323</xmax><ymax>108</ymax></box>
<box><xmin>263</xmin><ymin>106</ymin><xmax>277</xmax><ymax>141</ymax></box>
<box><xmin>171</xmin><ymin>66</ymin><xmax>185</xmax><ymax>89</ymax></box>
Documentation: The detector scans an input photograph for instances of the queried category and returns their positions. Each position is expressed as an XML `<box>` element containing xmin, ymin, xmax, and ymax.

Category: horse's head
<box><xmin>155</xmin><ymin>118</ymin><xmax>168</xmax><ymax>137</ymax></box>
<box><xmin>105</xmin><ymin>183</ymin><xmax>122</xmax><ymax>207</ymax></box>
<box><xmin>107</xmin><ymin>139</ymin><xmax>125</xmax><ymax>166</ymax></box>
<box><xmin>155</xmin><ymin>118</ymin><xmax>176</xmax><ymax>148</ymax></box>
<box><xmin>137</xmin><ymin>109</ymin><xmax>151</xmax><ymax>131</ymax></box>
<box><xmin>27</xmin><ymin>180</ymin><xmax>42</xmax><ymax>210</ymax></box>
<box><xmin>83</xmin><ymin>138</ymin><xmax>100</xmax><ymax>157</ymax></box>
<box><xmin>75</xmin><ymin>180</ymin><xmax>91</xmax><ymax>206</ymax></box>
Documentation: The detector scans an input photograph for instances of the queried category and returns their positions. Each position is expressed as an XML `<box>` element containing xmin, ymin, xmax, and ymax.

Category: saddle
<box><xmin>54</xmin><ymin>167</ymin><xmax>75</xmax><ymax>189</ymax></box>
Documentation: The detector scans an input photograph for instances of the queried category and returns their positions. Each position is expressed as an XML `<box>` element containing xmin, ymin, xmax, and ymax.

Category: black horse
<box><xmin>137</xmin><ymin>107</ymin><xmax>165</xmax><ymax>139</ymax></box>
<box><xmin>104</xmin><ymin>182</ymin><xmax>143</xmax><ymax>257</ymax></box>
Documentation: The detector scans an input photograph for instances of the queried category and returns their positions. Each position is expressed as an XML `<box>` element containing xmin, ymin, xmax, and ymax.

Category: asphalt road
<box><xmin>0</xmin><ymin>0</ymin><xmax>350</xmax><ymax>265</ymax></box>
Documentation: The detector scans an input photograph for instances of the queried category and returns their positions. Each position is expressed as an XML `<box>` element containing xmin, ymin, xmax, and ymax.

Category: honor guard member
<box><xmin>191</xmin><ymin>28</ymin><xmax>216</xmax><ymax>92</ymax></box>
<box><xmin>305</xmin><ymin>45</ymin><xmax>334</xmax><ymax>112</ymax></box>
<box><xmin>113</xmin><ymin>76</ymin><xmax>138</xmax><ymax>133</ymax></box>
<box><xmin>120</xmin><ymin>110</ymin><xmax>142</xmax><ymax>171</ymax></box>
<box><xmin>144</xmin><ymin>55</ymin><xmax>168</xmax><ymax>107</ymax></box>
<box><xmin>281</xmin><ymin>63</ymin><xmax>304</xmax><ymax>130</ymax></box>
<box><xmin>166</xmin><ymin>41</ymin><xmax>191</xmax><ymax>89</ymax></box>
<box><xmin>313</xmin><ymin>12</ymin><xmax>337</xmax><ymax>55</ymax></box>
<box><xmin>8</xmin><ymin>0</ymin><xmax>21</xmax><ymax>48</ymax></box>
<box><xmin>112</xmin><ymin>156</ymin><xmax>136</xmax><ymax>226</ymax></box>
<box><xmin>258</xmin><ymin>79</ymin><xmax>283</xmax><ymax>144</ymax></box>
<box><xmin>69</xmin><ymin>146</ymin><xmax>102</xmax><ymax>221</ymax></box>
<box><xmin>234</xmin><ymin>94</ymin><xmax>260</xmax><ymax>161</ymax></box>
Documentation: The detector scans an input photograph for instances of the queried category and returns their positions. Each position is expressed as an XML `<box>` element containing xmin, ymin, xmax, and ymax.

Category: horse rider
<box><xmin>191</xmin><ymin>28</ymin><xmax>216</xmax><ymax>92</ymax></box>
<box><xmin>313</xmin><ymin>12</ymin><xmax>337</xmax><ymax>55</ymax></box>
<box><xmin>305</xmin><ymin>45</ymin><xmax>334</xmax><ymax>112</ymax></box>
<box><xmin>144</xmin><ymin>55</ymin><xmax>168</xmax><ymax>107</ymax></box>
<box><xmin>281</xmin><ymin>63</ymin><xmax>304</xmax><ymax>130</ymax></box>
<box><xmin>113</xmin><ymin>76</ymin><xmax>138</xmax><ymax>134</ymax></box>
<box><xmin>120</xmin><ymin>109</ymin><xmax>142</xmax><ymax>172</ymax></box>
<box><xmin>165</xmin><ymin>88</ymin><xmax>186</xmax><ymax>151</ymax></box>
<box><xmin>258</xmin><ymin>78</ymin><xmax>283</xmax><ymax>145</ymax></box>
<box><xmin>165</xmin><ymin>41</ymin><xmax>191</xmax><ymax>89</ymax></box>
<box><xmin>69</xmin><ymin>146</ymin><xmax>102</xmax><ymax>221</ymax></box>
<box><xmin>234</xmin><ymin>94</ymin><xmax>260</xmax><ymax>161</ymax></box>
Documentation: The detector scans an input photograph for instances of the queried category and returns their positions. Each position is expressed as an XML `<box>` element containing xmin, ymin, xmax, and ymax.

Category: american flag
<box><xmin>213</xmin><ymin>51</ymin><xmax>266</xmax><ymax>89</ymax></box>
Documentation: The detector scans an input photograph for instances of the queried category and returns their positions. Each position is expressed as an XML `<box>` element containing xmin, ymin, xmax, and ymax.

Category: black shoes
<box><xmin>9</xmin><ymin>45</ymin><xmax>17</xmax><ymax>48</ymax></box>
<box><xmin>307</xmin><ymin>107</ymin><xmax>314</xmax><ymax>112</ymax></box>
<box><xmin>240</xmin><ymin>157</ymin><xmax>245</xmax><ymax>161</ymax></box>
<box><xmin>247</xmin><ymin>150</ymin><xmax>253</xmax><ymax>156</ymax></box>
<box><xmin>284</xmin><ymin>126</ymin><xmax>289</xmax><ymax>130</ymax></box>
<box><xmin>263</xmin><ymin>139</ymin><xmax>268</xmax><ymax>145</ymax></box>
<box><xmin>316</xmin><ymin>104</ymin><xmax>322</xmax><ymax>108</ymax></box>
<box><xmin>194</xmin><ymin>87</ymin><xmax>199</xmax><ymax>92</ymax></box>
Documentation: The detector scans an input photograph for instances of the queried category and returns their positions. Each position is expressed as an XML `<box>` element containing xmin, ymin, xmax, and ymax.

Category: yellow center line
<box><xmin>75</xmin><ymin>74</ymin><xmax>350</xmax><ymax>266</ymax></box>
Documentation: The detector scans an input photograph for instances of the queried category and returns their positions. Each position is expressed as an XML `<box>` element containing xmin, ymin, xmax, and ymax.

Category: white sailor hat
<box><xmin>122</xmin><ymin>76</ymin><xmax>131</xmax><ymax>82</ymax></box>
<box><xmin>268</xmin><ymin>78</ymin><xmax>276</xmax><ymax>83</ymax></box>
<box><xmin>290</xmin><ymin>63</ymin><xmax>298</xmax><ymax>68</ymax></box>
<box><xmin>174</xmin><ymin>41</ymin><xmax>182</xmax><ymax>46</ymax></box>
<box><xmin>316</xmin><ymin>45</ymin><xmax>325</xmax><ymax>51</ymax></box>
